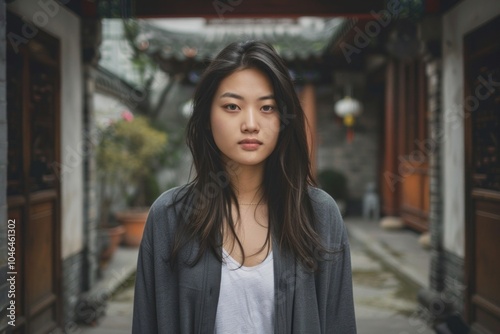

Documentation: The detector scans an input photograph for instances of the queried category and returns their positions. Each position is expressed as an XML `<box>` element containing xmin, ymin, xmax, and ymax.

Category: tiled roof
<box><xmin>135</xmin><ymin>18</ymin><xmax>348</xmax><ymax>63</ymax></box>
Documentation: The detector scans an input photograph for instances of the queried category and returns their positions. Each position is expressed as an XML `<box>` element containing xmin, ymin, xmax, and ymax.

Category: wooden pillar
<box><xmin>300</xmin><ymin>83</ymin><xmax>317</xmax><ymax>179</ymax></box>
<box><xmin>397</xmin><ymin>62</ymin><xmax>407</xmax><ymax>172</ymax></box>
<box><xmin>381</xmin><ymin>60</ymin><xmax>400</xmax><ymax>216</ymax></box>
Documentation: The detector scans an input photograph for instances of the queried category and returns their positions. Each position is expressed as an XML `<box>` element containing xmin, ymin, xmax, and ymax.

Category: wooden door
<box><xmin>6</xmin><ymin>13</ymin><xmax>62</xmax><ymax>334</ymax></box>
<box><xmin>399</xmin><ymin>60</ymin><xmax>429</xmax><ymax>232</ymax></box>
<box><xmin>464</xmin><ymin>15</ymin><xmax>500</xmax><ymax>334</ymax></box>
<box><xmin>382</xmin><ymin>59</ymin><xmax>429</xmax><ymax>231</ymax></box>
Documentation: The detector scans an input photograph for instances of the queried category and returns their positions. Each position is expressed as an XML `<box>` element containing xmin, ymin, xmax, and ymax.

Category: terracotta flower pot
<box><xmin>100</xmin><ymin>225</ymin><xmax>125</xmax><ymax>261</ymax></box>
<box><xmin>115</xmin><ymin>208</ymin><xmax>150</xmax><ymax>247</ymax></box>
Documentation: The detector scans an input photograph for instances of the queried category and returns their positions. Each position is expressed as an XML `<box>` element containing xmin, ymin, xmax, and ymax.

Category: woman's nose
<box><xmin>241</xmin><ymin>109</ymin><xmax>259</xmax><ymax>133</ymax></box>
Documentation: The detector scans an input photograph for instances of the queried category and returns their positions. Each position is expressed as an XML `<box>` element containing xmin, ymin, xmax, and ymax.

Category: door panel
<box><xmin>6</xmin><ymin>12</ymin><xmax>61</xmax><ymax>334</ymax></box>
<box><xmin>383</xmin><ymin>59</ymin><xmax>429</xmax><ymax>232</ymax></box>
<box><xmin>401</xmin><ymin>161</ymin><xmax>429</xmax><ymax>232</ymax></box>
<box><xmin>474</xmin><ymin>203</ymin><xmax>500</xmax><ymax>303</ymax></box>
<box><xmin>464</xmin><ymin>14</ymin><xmax>500</xmax><ymax>334</ymax></box>
<box><xmin>27</xmin><ymin>196</ymin><xmax>56</xmax><ymax>307</ymax></box>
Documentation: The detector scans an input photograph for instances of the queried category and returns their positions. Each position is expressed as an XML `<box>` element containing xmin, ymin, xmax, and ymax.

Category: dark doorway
<box><xmin>464</xmin><ymin>14</ymin><xmax>500</xmax><ymax>334</ymax></box>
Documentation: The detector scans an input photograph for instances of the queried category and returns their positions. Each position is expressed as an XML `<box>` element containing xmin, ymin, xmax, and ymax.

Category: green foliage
<box><xmin>96</xmin><ymin>113</ymin><xmax>168</xmax><ymax>211</ymax></box>
<box><xmin>317</xmin><ymin>169</ymin><xmax>348</xmax><ymax>201</ymax></box>
<box><xmin>97</xmin><ymin>116</ymin><xmax>166</xmax><ymax>179</ymax></box>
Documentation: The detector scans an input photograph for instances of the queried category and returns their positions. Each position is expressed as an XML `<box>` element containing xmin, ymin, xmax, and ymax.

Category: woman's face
<box><xmin>210</xmin><ymin>67</ymin><xmax>281</xmax><ymax>169</ymax></box>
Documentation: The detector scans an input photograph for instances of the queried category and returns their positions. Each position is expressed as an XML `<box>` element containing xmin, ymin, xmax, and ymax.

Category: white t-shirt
<box><xmin>214</xmin><ymin>248</ymin><xmax>275</xmax><ymax>334</ymax></box>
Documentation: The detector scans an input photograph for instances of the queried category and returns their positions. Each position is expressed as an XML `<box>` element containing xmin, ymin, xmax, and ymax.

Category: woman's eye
<box><xmin>262</xmin><ymin>105</ymin><xmax>276</xmax><ymax>113</ymax></box>
<box><xmin>224</xmin><ymin>104</ymin><xmax>239</xmax><ymax>111</ymax></box>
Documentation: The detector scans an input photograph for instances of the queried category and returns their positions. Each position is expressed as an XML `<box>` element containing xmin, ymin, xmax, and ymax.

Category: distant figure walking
<box><xmin>363</xmin><ymin>182</ymin><xmax>380</xmax><ymax>221</ymax></box>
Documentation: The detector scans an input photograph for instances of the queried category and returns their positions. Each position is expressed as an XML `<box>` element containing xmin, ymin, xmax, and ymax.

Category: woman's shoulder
<box><xmin>147</xmin><ymin>185</ymin><xmax>191</xmax><ymax>222</ymax></box>
<box><xmin>142</xmin><ymin>185</ymin><xmax>191</xmax><ymax>248</ymax></box>
<box><xmin>151</xmin><ymin>185</ymin><xmax>189</xmax><ymax>207</ymax></box>
<box><xmin>307</xmin><ymin>186</ymin><xmax>341</xmax><ymax>215</ymax></box>
<box><xmin>307</xmin><ymin>186</ymin><xmax>346</xmax><ymax>246</ymax></box>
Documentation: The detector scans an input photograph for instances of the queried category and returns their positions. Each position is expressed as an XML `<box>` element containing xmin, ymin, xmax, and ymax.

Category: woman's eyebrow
<box><xmin>219</xmin><ymin>92</ymin><xmax>275</xmax><ymax>101</ymax></box>
<box><xmin>258</xmin><ymin>94</ymin><xmax>275</xmax><ymax>101</ymax></box>
<box><xmin>220</xmin><ymin>92</ymin><xmax>244</xmax><ymax>100</ymax></box>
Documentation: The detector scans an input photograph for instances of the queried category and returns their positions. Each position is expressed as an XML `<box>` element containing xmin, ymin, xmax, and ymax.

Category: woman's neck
<box><xmin>227</xmin><ymin>164</ymin><xmax>265</xmax><ymax>204</ymax></box>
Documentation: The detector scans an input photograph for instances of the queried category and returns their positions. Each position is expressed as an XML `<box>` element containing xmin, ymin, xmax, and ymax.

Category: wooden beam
<box><xmin>134</xmin><ymin>0</ymin><xmax>386</xmax><ymax>19</ymax></box>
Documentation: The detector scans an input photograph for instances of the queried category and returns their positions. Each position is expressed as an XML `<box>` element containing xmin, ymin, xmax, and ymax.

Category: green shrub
<box><xmin>96</xmin><ymin>112</ymin><xmax>168</xmax><ymax>226</ymax></box>
<box><xmin>317</xmin><ymin>169</ymin><xmax>348</xmax><ymax>201</ymax></box>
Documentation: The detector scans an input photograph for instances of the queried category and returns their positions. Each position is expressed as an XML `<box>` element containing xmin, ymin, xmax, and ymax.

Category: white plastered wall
<box><xmin>441</xmin><ymin>0</ymin><xmax>500</xmax><ymax>257</ymax></box>
<box><xmin>8</xmin><ymin>1</ymin><xmax>83</xmax><ymax>259</ymax></box>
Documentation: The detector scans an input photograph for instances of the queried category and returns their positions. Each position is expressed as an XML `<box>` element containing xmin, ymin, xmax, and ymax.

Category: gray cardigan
<box><xmin>132</xmin><ymin>186</ymin><xmax>357</xmax><ymax>333</ymax></box>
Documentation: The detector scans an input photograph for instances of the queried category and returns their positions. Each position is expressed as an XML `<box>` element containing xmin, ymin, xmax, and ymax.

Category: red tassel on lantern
<box><xmin>343</xmin><ymin>115</ymin><xmax>355</xmax><ymax>143</ymax></box>
<box><xmin>347</xmin><ymin>128</ymin><xmax>354</xmax><ymax>143</ymax></box>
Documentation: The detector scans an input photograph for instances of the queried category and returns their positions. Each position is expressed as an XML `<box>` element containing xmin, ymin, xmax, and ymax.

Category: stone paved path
<box><xmin>78</xmin><ymin>279</ymin><xmax>134</xmax><ymax>334</ymax></box>
<box><xmin>77</xmin><ymin>231</ymin><xmax>435</xmax><ymax>334</ymax></box>
<box><xmin>351</xmin><ymin>237</ymin><xmax>434</xmax><ymax>334</ymax></box>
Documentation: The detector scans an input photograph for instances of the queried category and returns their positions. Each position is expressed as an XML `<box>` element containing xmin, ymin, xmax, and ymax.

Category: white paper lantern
<box><xmin>181</xmin><ymin>99</ymin><xmax>194</xmax><ymax>118</ymax></box>
<box><xmin>334</xmin><ymin>96</ymin><xmax>362</xmax><ymax>117</ymax></box>
<box><xmin>334</xmin><ymin>95</ymin><xmax>363</xmax><ymax>143</ymax></box>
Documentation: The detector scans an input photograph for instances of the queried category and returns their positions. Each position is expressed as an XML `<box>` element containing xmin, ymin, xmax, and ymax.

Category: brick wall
<box><xmin>427</xmin><ymin>59</ymin><xmax>445</xmax><ymax>292</ymax></box>
<box><xmin>420</xmin><ymin>56</ymin><xmax>465</xmax><ymax>324</ymax></box>
<box><xmin>62</xmin><ymin>251</ymin><xmax>84</xmax><ymax>327</ymax></box>
<box><xmin>82</xmin><ymin>64</ymin><xmax>99</xmax><ymax>291</ymax></box>
<box><xmin>427</xmin><ymin>58</ymin><xmax>465</xmax><ymax>306</ymax></box>
<box><xmin>443</xmin><ymin>251</ymin><xmax>465</xmax><ymax>313</ymax></box>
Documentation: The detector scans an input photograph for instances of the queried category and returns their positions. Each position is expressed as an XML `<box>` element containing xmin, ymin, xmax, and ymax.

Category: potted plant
<box><xmin>96</xmin><ymin>110</ymin><xmax>168</xmax><ymax>247</ymax></box>
<box><xmin>317</xmin><ymin>169</ymin><xmax>349</xmax><ymax>215</ymax></box>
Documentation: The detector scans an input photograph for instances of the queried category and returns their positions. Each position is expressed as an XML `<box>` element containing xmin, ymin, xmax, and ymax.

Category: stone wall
<box><xmin>62</xmin><ymin>251</ymin><xmax>84</xmax><ymax>326</ymax></box>
<box><xmin>420</xmin><ymin>54</ymin><xmax>465</xmax><ymax>326</ymax></box>
<box><xmin>316</xmin><ymin>84</ymin><xmax>382</xmax><ymax>213</ymax></box>
<box><xmin>427</xmin><ymin>59</ymin><xmax>445</xmax><ymax>293</ymax></box>
<box><xmin>442</xmin><ymin>251</ymin><xmax>465</xmax><ymax>313</ymax></box>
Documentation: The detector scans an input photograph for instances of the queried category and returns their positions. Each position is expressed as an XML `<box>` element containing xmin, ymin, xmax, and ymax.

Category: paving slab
<box><xmin>347</xmin><ymin>217</ymin><xmax>435</xmax><ymax>334</ymax></box>
<box><xmin>78</xmin><ymin>247</ymin><xmax>138</xmax><ymax>334</ymax></box>
<box><xmin>345</xmin><ymin>217</ymin><xmax>431</xmax><ymax>289</ymax></box>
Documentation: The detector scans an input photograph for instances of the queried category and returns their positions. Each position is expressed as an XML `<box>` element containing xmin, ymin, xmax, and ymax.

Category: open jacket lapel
<box><xmin>272</xmin><ymin>237</ymin><xmax>296</xmax><ymax>334</ymax></box>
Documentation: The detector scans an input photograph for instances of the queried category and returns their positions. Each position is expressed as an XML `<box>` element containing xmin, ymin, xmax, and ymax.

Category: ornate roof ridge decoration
<box><xmin>205</xmin><ymin>18</ymin><xmax>299</xmax><ymax>26</ymax></box>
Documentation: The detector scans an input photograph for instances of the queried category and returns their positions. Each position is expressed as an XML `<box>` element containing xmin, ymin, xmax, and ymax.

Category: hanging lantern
<box><xmin>181</xmin><ymin>99</ymin><xmax>194</xmax><ymax>118</ymax></box>
<box><xmin>334</xmin><ymin>95</ymin><xmax>362</xmax><ymax>143</ymax></box>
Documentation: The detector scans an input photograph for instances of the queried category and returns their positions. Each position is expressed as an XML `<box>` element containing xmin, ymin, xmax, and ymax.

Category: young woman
<box><xmin>132</xmin><ymin>41</ymin><xmax>356</xmax><ymax>333</ymax></box>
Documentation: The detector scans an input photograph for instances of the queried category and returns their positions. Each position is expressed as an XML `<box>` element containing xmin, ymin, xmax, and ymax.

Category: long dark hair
<box><xmin>170</xmin><ymin>41</ymin><xmax>327</xmax><ymax>271</ymax></box>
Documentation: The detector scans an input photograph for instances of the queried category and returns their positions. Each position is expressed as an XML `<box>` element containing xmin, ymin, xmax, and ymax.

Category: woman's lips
<box><xmin>238</xmin><ymin>139</ymin><xmax>262</xmax><ymax>151</ymax></box>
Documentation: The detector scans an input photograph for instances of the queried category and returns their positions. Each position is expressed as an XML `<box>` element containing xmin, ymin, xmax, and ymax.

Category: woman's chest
<box><xmin>223</xmin><ymin>207</ymin><xmax>271</xmax><ymax>267</ymax></box>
